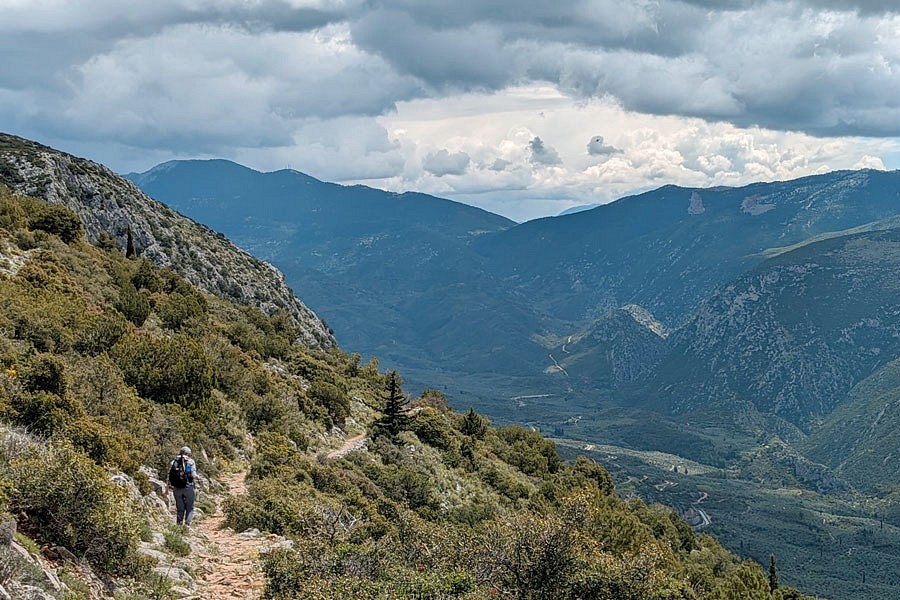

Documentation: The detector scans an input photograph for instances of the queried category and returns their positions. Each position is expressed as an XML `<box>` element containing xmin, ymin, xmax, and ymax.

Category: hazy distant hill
<box><xmin>802</xmin><ymin>357</ymin><xmax>900</xmax><ymax>492</ymax></box>
<box><xmin>476</xmin><ymin>170</ymin><xmax>900</xmax><ymax>327</ymax></box>
<box><xmin>127</xmin><ymin>160</ymin><xmax>563</xmax><ymax>383</ymax></box>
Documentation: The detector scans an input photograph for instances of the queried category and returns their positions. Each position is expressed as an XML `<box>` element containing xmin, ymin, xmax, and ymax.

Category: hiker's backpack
<box><xmin>168</xmin><ymin>456</ymin><xmax>193</xmax><ymax>488</ymax></box>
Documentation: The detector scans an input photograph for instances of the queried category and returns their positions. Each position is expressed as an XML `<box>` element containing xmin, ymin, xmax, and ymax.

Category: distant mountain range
<box><xmin>128</xmin><ymin>161</ymin><xmax>900</xmax><ymax>432</ymax></box>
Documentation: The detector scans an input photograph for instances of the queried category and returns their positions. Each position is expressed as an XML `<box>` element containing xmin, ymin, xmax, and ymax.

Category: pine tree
<box><xmin>125</xmin><ymin>226</ymin><xmax>136</xmax><ymax>258</ymax></box>
<box><xmin>374</xmin><ymin>371</ymin><xmax>410</xmax><ymax>438</ymax></box>
<box><xmin>460</xmin><ymin>407</ymin><xmax>488</xmax><ymax>439</ymax></box>
<box><xmin>769</xmin><ymin>553</ymin><xmax>779</xmax><ymax>593</ymax></box>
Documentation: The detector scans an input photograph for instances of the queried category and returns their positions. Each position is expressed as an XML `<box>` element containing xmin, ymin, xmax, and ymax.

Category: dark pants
<box><xmin>173</xmin><ymin>485</ymin><xmax>196</xmax><ymax>525</ymax></box>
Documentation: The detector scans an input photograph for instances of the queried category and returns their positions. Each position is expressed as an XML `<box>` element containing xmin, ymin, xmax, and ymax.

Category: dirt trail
<box><xmin>184</xmin><ymin>435</ymin><xmax>365</xmax><ymax>598</ymax></box>
<box><xmin>191</xmin><ymin>472</ymin><xmax>269</xmax><ymax>600</ymax></box>
<box><xmin>327</xmin><ymin>433</ymin><xmax>367</xmax><ymax>459</ymax></box>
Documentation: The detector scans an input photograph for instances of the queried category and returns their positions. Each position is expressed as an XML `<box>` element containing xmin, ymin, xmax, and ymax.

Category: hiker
<box><xmin>166</xmin><ymin>446</ymin><xmax>196</xmax><ymax>526</ymax></box>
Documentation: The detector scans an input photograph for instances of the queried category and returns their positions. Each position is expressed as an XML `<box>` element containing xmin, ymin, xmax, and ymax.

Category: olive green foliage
<box><xmin>5</xmin><ymin>442</ymin><xmax>144</xmax><ymax>575</ymax></box>
<box><xmin>27</xmin><ymin>204</ymin><xmax>83</xmax><ymax>243</ymax></box>
<box><xmin>0</xmin><ymin>188</ymin><xmax>82</xmax><ymax>244</ymax></box>
<box><xmin>115</xmin><ymin>283</ymin><xmax>150</xmax><ymax>326</ymax></box>
<box><xmin>163</xmin><ymin>526</ymin><xmax>191</xmax><ymax>557</ymax></box>
<box><xmin>307</xmin><ymin>380</ymin><xmax>349</xmax><ymax>429</ymax></box>
<box><xmin>411</xmin><ymin>408</ymin><xmax>457</xmax><ymax>451</ymax></box>
<box><xmin>492</xmin><ymin>424</ymin><xmax>561</xmax><ymax>477</ymax></box>
<box><xmin>112</xmin><ymin>333</ymin><xmax>214</xmax><ymax>411</ymax></box>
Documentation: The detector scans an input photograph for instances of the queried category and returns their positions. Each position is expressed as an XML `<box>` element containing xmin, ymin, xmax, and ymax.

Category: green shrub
<box><xmin>224</xmin><ymin>478</ymin><xmax>315</xmax><ymax>536</ymax></box>
<box><xmin>61</xmin><ymin>416</ymin><xmax>139</xmax><ymax>472</ymax></box>
<box><xmin>0</xmin><ymin>184</ymin><xmax>27</xmax><ymax>230</ymax></box>
<box><xmin>21</xmin><ymin>353</ymin><xmax>67</xmax><ymax>397</ymax></box>
<box><xmin>9</xmin><ymin>391</ymin><xmax>84</xmax><ymax>435</ymax></box>
<box><xmin>307</xmin><ymin>380</ymin><xmax>349</xmax><ymax>429</ymax></box>
<box><xmin>115</xmin><ymin>283</ymin><xmax>150</xmax><ymax>327</ymax></box>
<box><xmin>163</xmin><ymin>526</ymin><xmax>190</xmax><ymax>557</ymax></box>
<box><xmin>74</xmin><ymin>311</ymin><xmax>128</xmax><ymax>356</ymax></box>
<box><xmin>250</xmin><ymin>431</ymin><xmax>304</xmax><ymax>480</ymax></box>
<box><xmin>157</xmin><ymin>289</ymin><xmax>208</xmax><ymax>331</ymax></box>
<box><xmin>130</xmin><ymin>259</ymin><xmax>164</xmax><ymax>293</ymax></box>
<box><xmin>494</xmin><ymin>425</ymin><xmax>561</xmax><ymax>477</ymax></box>
<box><xmin>411</xmin><ymin>408</ymin><xmax>456</xmax><ymax>451</ymax></box>
<box><xmin>27</xmin><ymin>204</ymin><xmax>82</xmax><ymax>243</ymax></box>
<box><xmin>112</xmin><ymin>333</ymin><xmax>214</xmax><ymax>412</ymax></box>
<box><xmin>8</xmin><ymin>442</ymin><xmax>144</xmax><ymax>575</ymax></box>
<box><xmin>242</xmin><ymin>393</ymin><xmax>289</xmax><ymax>433</ymax></box>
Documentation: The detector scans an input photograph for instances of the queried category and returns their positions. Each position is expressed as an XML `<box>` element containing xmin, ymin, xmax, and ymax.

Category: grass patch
<box><xmin>163</xmin><ymin>526</ymin><xmax>190</xmax><ymax>557</ymax></box>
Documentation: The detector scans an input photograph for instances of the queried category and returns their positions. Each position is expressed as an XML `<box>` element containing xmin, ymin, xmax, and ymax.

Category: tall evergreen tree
<box><xmin>125</xmin><ymin>226</ymin><xmax>136</xmax><ymax>258</ymax></box>
<box><xmin>769</xmin><ymin>553</ymin><xmax>779</xmax><ymax>593</ymax></box>
<box><xmin>374</xmin><ymin>370</ymin><xmax>410</xmax><ymax>438</ymax></box>
<box><xmin>461</xmin><ymin>407</ymin><xmax>488</xmax><ymax>439</ymax></box>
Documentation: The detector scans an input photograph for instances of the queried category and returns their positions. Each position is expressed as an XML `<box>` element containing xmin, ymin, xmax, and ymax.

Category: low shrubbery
<box><xmin>5</xmin><ymin>442</ymin><xmax>145</xmax><ymax>575</ymax></box>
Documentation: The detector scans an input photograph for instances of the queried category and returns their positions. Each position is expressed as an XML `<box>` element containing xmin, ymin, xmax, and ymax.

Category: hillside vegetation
<box><xmin>0</xmin><ymin>183</ymin><xmax>810</xmax><ymax>598</ymax></box>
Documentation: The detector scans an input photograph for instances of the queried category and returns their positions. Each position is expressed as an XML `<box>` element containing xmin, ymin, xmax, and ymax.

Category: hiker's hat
<box><xmin>181</xmin><ymin>446</ymin><xmax>191</xmax><ymax>455</ymax></box>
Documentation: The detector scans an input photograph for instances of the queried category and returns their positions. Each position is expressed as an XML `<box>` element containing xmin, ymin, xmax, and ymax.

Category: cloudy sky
<box><xmin>3</xmin><ymin>0</ymin><xmax>900</xmax><ymax>221</ymax></box>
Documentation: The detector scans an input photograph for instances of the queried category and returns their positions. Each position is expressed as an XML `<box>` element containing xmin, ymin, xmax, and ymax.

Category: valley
<box><xmin>556</xmin><ymin>438</ymin><xmax>900</xmax><ymax>599</ymax></box>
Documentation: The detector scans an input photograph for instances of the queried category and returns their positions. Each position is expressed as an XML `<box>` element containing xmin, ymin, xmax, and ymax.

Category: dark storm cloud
<box><xmin>3</xmin><ymin>0</ymin><xmax>900</xmax><ymax>162</ymax></box>
<box><xmin>680</xmin><ymin>0</ymin><xmax>899</xmax><ymax>13</ymax></box>
<box><xmin>347</xmin><ymin>0</ymin><xmax>900</xmax><ymax>137</ymax></box>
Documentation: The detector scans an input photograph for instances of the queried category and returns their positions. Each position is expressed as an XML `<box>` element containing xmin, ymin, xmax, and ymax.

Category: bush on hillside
<box><xmin>74</xmin><ymin>310</ymin><xmax>129</xmax><ymax>355</ymax></box>
<box><xmin>493</xmin><ymin>425</ymin><xmax>561</xmax><ymax>477</ymax></box>
<box><xmin>410</xmin><ymin>408</ymin><xmax>457</xmax><ymax>452</ymax></box>
<box><xmin>130</xmin><ymin>258</ymin><xmax>164</xmax><ymax>293</ymax></box>
<box><xmin>157</xmin><ymin>288</ymin><xmax>208</xmax><ymax>331</ymax></box>
<box><xmin>112</xmin><ymin>333</ymin><xmax>214</xmax><ymax>412</ymax></box>
<box><xmin>307</xmin><ymin>380</ymin><xmax>349</xmax><ymax>429</ymax></box>
<box><xmin>7</xmin><ymin>442</ymin><xmax>145</xmax><ymax>575</ymax></box>
<box><xmin>27</xmin><ymin>204</ymin><xmax>82</xmax><ymax>243</ymax></box>
<box><xmin>114</xmin><ymin>283</ymin><xmax>150</xmax><ymax>327</ymax></box>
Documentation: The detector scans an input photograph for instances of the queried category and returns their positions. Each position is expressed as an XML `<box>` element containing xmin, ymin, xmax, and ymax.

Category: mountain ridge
<box><xmin>0</xmin><ymin>133</ymin><xmax>335</xmax><ymax>349</ymax></box>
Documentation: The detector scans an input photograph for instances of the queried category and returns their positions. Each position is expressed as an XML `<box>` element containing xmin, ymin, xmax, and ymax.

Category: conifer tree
<box><xmin>769</xmin><ymin>553</ymin><xmax>779</xmax><ymax>593</ymax></box>
<box><xmin>461</xmin><ymin>407</ymin><xmax>488</xmax><ymax>439</ymax></box>
<box><xmin>374</xmin><ymin>370</ymin><xmax>410</xmax><ymax>438</ymax></box>
<box><xmin>125</xmin><ymin>226</ymin><xmax>136</xmax><ymax>258</ymax></box>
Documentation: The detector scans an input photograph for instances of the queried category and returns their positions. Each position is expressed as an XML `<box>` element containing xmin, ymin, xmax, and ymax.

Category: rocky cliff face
<box><xmin>0</xmin><ymin>133</ymin><xmax>334</xmax><ymax>349</ymax></box>
<box><xmin>561</xmin><ymin>303</ymin><xmax>670</xmax><ymax>387</ymax></box>
<box><xmin>648</xmin><ymin>227</ymin><xmax>900</xmax><ymax>429</ymax></box>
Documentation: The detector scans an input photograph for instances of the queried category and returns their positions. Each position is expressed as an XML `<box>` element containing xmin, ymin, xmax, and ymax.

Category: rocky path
<box><xmin>190</xmin><ymin>472</ymin><xmax>269</xmax><ymax>600</ymax></box>
<box><xmin>327</xmin><ymin>433</ymin><xmax>367</xmax><ymax>459</ymax></box>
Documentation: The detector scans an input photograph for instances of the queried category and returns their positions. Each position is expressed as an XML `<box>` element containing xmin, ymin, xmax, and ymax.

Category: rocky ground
<box><xmin>0</xmin><ymin>466</ymin><xmax>291</xmax><ymax>600</ymax></box>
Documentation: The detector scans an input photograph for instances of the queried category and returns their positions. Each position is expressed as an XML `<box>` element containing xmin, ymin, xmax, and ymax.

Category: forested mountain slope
<box><xmin>126</xmin><ymin>160</ymin><xmax>555</xmax><ymax>377</ymax></box>
<box><xmin>643</xmin><ymin>227</ymin><xmax>900</xmax><ymax>431</ymax></box>
<box><xmin>132</xmin><ymin>162</ymin><xmax>900</xmax><ymax>409</ymax></box>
